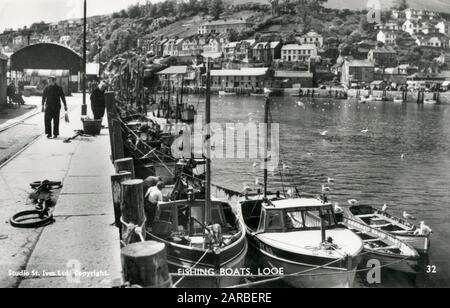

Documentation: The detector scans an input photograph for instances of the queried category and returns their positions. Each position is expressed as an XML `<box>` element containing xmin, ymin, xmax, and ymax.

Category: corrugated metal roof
<box><xmin>275</xmin><ymin>71</ymin><xmax>313</xmax><ymax>78</ymax></box>
<box><xmin>210</xmin><ymin>68</ymin><xmax>268</xmax><ymax>77</ymax></box>
<box><xmin>156</xmin><ymin>66</ymin><xmax>188</xmax><ymax>75</ymax></box>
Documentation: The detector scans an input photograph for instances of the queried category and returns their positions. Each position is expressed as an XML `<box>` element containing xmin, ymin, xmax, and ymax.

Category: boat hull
<box><xmin>395</xmin><ymin>234</ymin><xmax>430</xmax><ymax>254</ymax></box>
<box><xmin>247</xmin><ymin>236</ymin><xmax>361</xmax><ymax>288</ymax></box>
<box><xmin>361</xmin><ymin>251</ymin><xmax>419</xmax><ymax>274</ymax></box>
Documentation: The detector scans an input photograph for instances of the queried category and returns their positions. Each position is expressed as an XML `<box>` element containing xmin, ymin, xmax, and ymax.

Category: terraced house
<box><xmin>163</xmin><ymin>38</ymin><xmax>184</xmax><ymax>57</ymax></box>
<box><xmin>197</xmin><ymin>19</ymin><xmax>252</xmax><ymax>35</ymax></box>
<box><xmin>281</xmin><ymin>44</ymin><xmax>318</xmax><ymax>62</ymax></box>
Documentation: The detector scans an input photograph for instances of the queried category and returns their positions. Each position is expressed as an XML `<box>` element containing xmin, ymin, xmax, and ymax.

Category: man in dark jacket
<box><xmin>90</xmin><ymin>81</ymin><xmax>107</xmax><ymax>120</ymax></box>
<box><xmin>42</xmin><ymin>77</ymin><xmax>67</xmax><ymax>139</ymax></box>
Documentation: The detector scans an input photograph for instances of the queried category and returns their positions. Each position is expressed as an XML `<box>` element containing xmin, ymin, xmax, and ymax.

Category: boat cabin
<box><xmin>241</xmin><ymin>197</ymin><xmax>339</xmax><ymax>234</ymax></box>
<box><xmin>152</xmin><ymin>199</ymin><xmax>240</xmax><ymax>240</ymax></box>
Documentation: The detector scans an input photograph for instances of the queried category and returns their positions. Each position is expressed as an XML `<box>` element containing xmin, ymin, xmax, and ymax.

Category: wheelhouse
<box><xmin>241</xmin><ymin>197</ymin><xmax>340</xmax><ymax>234</ymax></box>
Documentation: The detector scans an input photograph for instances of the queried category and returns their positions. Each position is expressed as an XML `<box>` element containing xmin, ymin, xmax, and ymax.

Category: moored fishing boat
<box><xmin>219</xmin><ymin>90</ymin><xmax>236</xmax><ymax>96</ymax></box>
<box><xmin>346</xmin><ymin>205</ymin><xmax>431</xmax><ymax>253</ymax></box>
<box><xmin>342</xmin><ymin>208</ymin><xmax>420</xmax><ymax>274</ymax></box>
<box><xmin>393</xmin><ymin>97</ymin><xmax>404</xmax><ymax>103</ymax></box>
<box><xmin>239</xmin><ymin>194</ymin><xmax>364</xmax><ymax>288</ymax></box>
<box><xmin>424</xmin><ymin>99</ymin><xmax>437</xmax><ymax>105</ymax></box>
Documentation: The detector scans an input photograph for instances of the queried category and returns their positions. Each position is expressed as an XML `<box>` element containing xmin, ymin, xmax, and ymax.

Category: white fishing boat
<box><xmin>393</xmin><ymin>98</ymin><xmax>404</xmax><ymax>103</ymax></box>
<box><xmin>239</xmin><ymin>195</ymin><xmax>364</xmax><ymax>288</ymax></box>
<box><xmin>219</xmin><ymin>90</ymin><xmax>236</xmax><ymax>96</ymax></box>
<box><xmin>342</xmin><ymin>208</ymin><xmax>420</xmax><ymax>274</ymax></box>
<box><xmin>346</xmin><ymin>205</ymin><xmax>430</xmax><ymax>253</ymax></box>
<box><xmin>424</xmin><ymin>99</ymin><xmax>437</xmax><ymax>105</ymax></box>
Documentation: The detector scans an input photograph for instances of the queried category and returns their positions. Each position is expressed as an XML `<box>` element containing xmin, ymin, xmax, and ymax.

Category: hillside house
<box><xmin>341</xmin><ymin>59</ymin><xmax>375</xmax><ymax>86</ymax></box>
<box><xmin>210</xmin><ymin>67</ymin><xmax>269</xmax><ymax>89</ymax></box>
<box><xmin>297</xmin><ymin>31</ymin><xmax>323</xmax><ymax>48</ymax></box>
<box><xmin>198</xmin><ymin>19</ymin><xmax>252</xmax><ymax>35</ymax></box>
<box><xmin>368</xmin><ymin>47</ymin><xmax>398</xmax><ymax>68</ymax></box>
<box><xmin>281</xmin><ymin>44</ymin><xmax>318</xmax><ymax>62</ymax></box>
<box><xmin>377</xmin><ymin>30</ymin><xmax>398</xmax><ymax>46</ymax></box>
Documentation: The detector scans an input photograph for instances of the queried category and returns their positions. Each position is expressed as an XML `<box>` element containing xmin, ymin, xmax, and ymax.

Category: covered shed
<box><xmin>10</xmin><ymin>43</ymin><xmax>83</xmax><ymax>94</ymax></box>
<box><xmin>0</xmin><ymin>53</ymin><xmax>7</xmax><ymax>108</ymax></box>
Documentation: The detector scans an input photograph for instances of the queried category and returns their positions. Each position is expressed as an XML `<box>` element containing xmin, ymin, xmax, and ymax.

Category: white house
<box><xmin>435</xmin><ymin>21</ymin><xmax>450</xmax><ymax>35</ymax></box>
<box><xmin>405</xmin><ymin>9</ymin><xmax>438</xmax><ymax>21</ymax></box>
<box><xmin>415</xmin><ymin>34</ymin><xmax>448</xmax><ymax>48</ymax></box>
<box><xmin>198</xmin><ymin>19</ymin><xmax>252</xmax><ymax>35</ymax></box>
<box><xmin>374</xmin><ymin>21</ymin><xmax>400</xmax><ymax>32</ymax></box>
<box><xmin>377</xmin><ymin>30</ymin><xmax>398</xmax><ymax>46</ymax></box>
<box><xmin>297</xmin><ymin>31</ymin><xmax>323</xmax><ymax>48</ymax></box>
<box><xmin>402</xmin><ymin>20</ymin><xmax>421</xmax><ymax>36</ymax></box>
<box><xmin>281</xmin><ymin>44</ymin><xmax>318</xmax><ymax>62</ymax></box>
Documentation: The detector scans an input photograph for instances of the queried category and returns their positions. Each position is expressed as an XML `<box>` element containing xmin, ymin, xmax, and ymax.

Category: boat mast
<box><xmin>264</xmin><ymin>95</ymin><xmax>270</xmax><ymax>200</ymax></box>
<box><xmin>205</xmin><ymin>59</ymin><xmax>212</xmax><ymax>225</ymax></box>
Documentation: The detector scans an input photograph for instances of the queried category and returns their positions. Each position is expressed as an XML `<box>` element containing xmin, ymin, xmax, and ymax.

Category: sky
<box><xmin>0</xmin><ymin>0</ymin><xmax>163</xmax><ymax>32</ymax></box>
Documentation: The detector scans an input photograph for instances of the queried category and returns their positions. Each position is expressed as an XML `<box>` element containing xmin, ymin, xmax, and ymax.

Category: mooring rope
<box><xmin>120</xmin><ymin>216</ymin><xmax>147</xmax><ymax>246</ymax></box>
<box><xmin>172</xmin><ymin>249</ymin><xmax>210</xmax><ymax>288</ymax></box>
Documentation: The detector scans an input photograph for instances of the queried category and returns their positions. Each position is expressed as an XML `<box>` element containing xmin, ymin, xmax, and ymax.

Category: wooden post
<box><xmin>112</xmin><ymin>119</ymin><xmax>124</xmax><ymax>161</ymax></box>
<box><xmin>115</xmin><ymin>158</ymin><xmax>135</xmax><ymax>178</ymax></box>
<box><xmin>105</xmin><ymin>92</ymin><xmax>119</xmax><ymax>160</ymax></box>
<box><xmin>121</xmin><ymin>241</ymin><xmax>172</xmax><ymax>288</ymax></box>
<box><xmin>111</xmin><ymin>172</ymin><xmax>132</xmax><ymax>230</ymax></box>
<box><xmin>121</xmin><ymin>179</ymin><xmax>146</xmax><ymax>245</ymax></box>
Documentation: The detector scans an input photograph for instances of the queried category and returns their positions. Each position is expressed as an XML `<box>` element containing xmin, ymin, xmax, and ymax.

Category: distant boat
<box><xmin>342</xmin><ymin>208</ymin><xmax>420</xmax><ymax>274</ymax></box>
<box><xmin>219</xmin><ymin>90</ymin><xmax>236</xmax><ymax>96</ymax></box>
<box><xmin>424</xmin><ymin>99</ymin><xmax>437</xmax><ymax>105</ymax></box>
<box><xmin>346</xmin><ymin>204</ymin><xmax>430</xmax><ymax>253</ymax></box>
<box><xmin>393</xmin><ymin>98</ymin><xmax>404</xmax><ymax>103</ymax></box>
<box><xmin>359</xmin><ymin>95</ymin><xmax>374</xmax><ymax>104</ymax></box>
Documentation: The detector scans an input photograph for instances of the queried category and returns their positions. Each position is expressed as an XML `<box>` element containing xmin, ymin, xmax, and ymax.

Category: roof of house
<box><xmin>282</xmin><ymin>44</ymin><xmax>317</xmax><ymax>50</ymax></box>
<box><xmin>300</xmin><ymin>31</ymin><xmax>322</xmax><ymax>38</ymax></box>
<box><xmin>274</xmin><ymin>71</ymin><xmax>313</xmax><ymax>78</ymax></box>
<box><xmin>210</xmin><ymin>67</ymin><xmax>268</xmax><ymax>77</ymax></box>
<box><xmin>253</xmin><ymin>41</ymin><xmax>281</xmax><ymax>49</ymax></box>
<box><xmin>156</xmin><ymin>66</ymin><xmax>188</xmax><ymax>75</ymax></box>
<box><xmin>345</xmin><ymin>59</ymin><xmax>375</xmax><ymax>67</ymax></box>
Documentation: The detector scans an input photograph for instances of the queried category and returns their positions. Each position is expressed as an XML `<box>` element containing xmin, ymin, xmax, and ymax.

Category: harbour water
<box><xmin>185</xmin><ymin>94</ymin><xmax>450</xmax><ymax>288</ymax></box>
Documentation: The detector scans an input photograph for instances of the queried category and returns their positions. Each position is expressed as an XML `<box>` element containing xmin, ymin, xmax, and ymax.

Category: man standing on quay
<box><xmin>90</xmin><ymin>81</ymin><xmax>107</xmax><ymax>120</ymax></box>
<box><xmin>42</xmin><ymin>76</ymin><xmax>68</xmax><ymax>139</ymax></box>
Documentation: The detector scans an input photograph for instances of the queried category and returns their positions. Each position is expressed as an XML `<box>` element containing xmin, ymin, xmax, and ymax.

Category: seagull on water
<box><xmin>296</xmin><ymin>101</ymin><xmax>305</xmax><ymax>108</ymax></box>
<box><xmin>252</xmin><ymin>162</ymin><xmax>259</xmax><ymax>169</ymax></box>
<box><xmin>401</xmin><ymin>153</ymin><xmax>405</xmax><ymax>160</ymax></box>
<box><xmin>282</xmin><ymin>163</ymin><xmax>290</xmax><ymax>170</ymax></box>
<box><xmin>381</xmin><ymin>204</ymin><xmax>388</xmax><ymax>212</ymax></box>
<box><xmin>320</xmin><ymin>130</ymin><xmax>328</xmax><ymax>136</ymax></box>
<box><xmin>322</xmin><ymin>185</ymin><xmax>331</xmax><ymax>192</ymax></box>
<box><xmin>255</xmin><ymin>178</ymin><xmax>264</xmax><ymax>186</ymax></box>
<box><xmin>327</xmin><ymin>177</ymin><xmax>335</xmax><ymax>183</ymax></box>
<box><xmin>306</xmin><ymin>152</ymin><xmax>314</xmax><ymax>157</ymax></box>
<box><xmin>348</xmin><ymin>199</ymin><xmax>358</xmax><ymax>206</ymax></box>
<box><xmin>287</xmin><ymin>189</ymin><xmax>293</xmax><ymax>197</ymax></box>
<box><xmin>242</xmin><ymin>184</ymin><xmax>252</xmax><ymax>193</ymax></box>
<box><xmin>403</xmin><ymin>211</ymin><xmax>417</xmax><ymax>220</ymax></box>
<box><xmin>361</xmin><ymin>129</ymin><xmax>369</xmax><ymax>134</ymax></box>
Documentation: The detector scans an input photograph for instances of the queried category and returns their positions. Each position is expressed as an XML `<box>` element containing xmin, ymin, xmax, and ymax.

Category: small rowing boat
<box><xmin>424</xmin><ymin>99</ymin><xmax>437</xmax><ymax>105</ymax></box>
<box><xmin>219</xmin><ymin>90</ymin><xmax>236</xmax><ymax>96</ymax></box>
<box><xmin>346</xmin><ymin>205</ymin><xmax>430</xmax><ymax>253</ymax></box>
<box><xmin>393</xmin><ymin>98</ymin><xmax>404</xmax><ymax>103</ymax></box>
<box><xmin>342</xmin><ymin>208</ymin><xmax>420</xmax><ymax>274</ymax></box>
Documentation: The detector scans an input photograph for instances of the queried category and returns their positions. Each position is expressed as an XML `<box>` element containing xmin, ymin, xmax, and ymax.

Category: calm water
<box><xmin>184</xmin><ymin>94</ymin><xmax>450</xmax><ymax>288</ymax></box>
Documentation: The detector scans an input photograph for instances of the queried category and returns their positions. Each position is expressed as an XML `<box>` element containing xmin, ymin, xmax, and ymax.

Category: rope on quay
<box><xmin>120</xmin><ymin>216</ymin><xmax>147</xmax><ymax>246</ymax></box>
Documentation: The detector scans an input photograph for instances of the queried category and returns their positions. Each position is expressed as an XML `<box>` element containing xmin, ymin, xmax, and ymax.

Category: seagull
<box><xmin>322</xmin><ymin>184</ymin><xmax>331</xmax><ymax>192</ymax></box>
<box><xmin>242</xmin><ymin>184</ymin><xmax>252</xmax><ymax>194</ymax></box>
<box><xmin>296</xmin><ymin>101</ymin><xmax>305</xmax><ymax>108</ymax></box>
<box><xmin>381</xmin><ymin>204</ymin><xmax>388</xmax><ymax>212</ymax></box>
<box><xmin>403</xmin><ymin>211</ymin><xmax>417</xmax><ymax>220</ymax></box>
<box><xmin>255</xmin><ymin>178</ymin><xmax>264</xmax><ymax>186</ymax></box>
<box><xmin>401</xmin><ymin>153</ymin><xmax>405</xmax><ymax>160</ymax></box>
<box><xmin>327</xmin><ymin>177</ymin><xmax>335</xmax><ymax>183</ymax></box>
<box><xmin>361</xmin><ymin>129</ymin><xmax>369</xmax><ymax>134</ymax></box>
<box><xmin>282</xmin><ymin>163</ymin><xmax>289</xmax><ymax>170</ymax></box>
<box><xmin>320</xmin><ymin>130</ymin><xmax>328</xmax><ymax>136</ymax></box>
<box><xmin>419</xmin><ymin>221</ymin><xmax>433</xmax><ymax>235</ymax></box>
<box><xmin>348</xmin><ymin>199</ymin><xmax>358</xmax><ymax>206</ymax></box>
<box><xmin>287</xmin><ymin>189</ymin><xmax>293</xmax><ymax>197</ymax></box>
<box><xmin>306</xmin><ymin>152</ymin><xmax>314</xmax><ymax>157</ymax></box>
<box><xmin>252</xmin><ymin>162</ymin><xmax>259</xmax><ymax>169</ymax></box>
<box><xmin>334</xmin><ymin>203</ymin><xmax>343</xmax><ymax>214</ymax></box>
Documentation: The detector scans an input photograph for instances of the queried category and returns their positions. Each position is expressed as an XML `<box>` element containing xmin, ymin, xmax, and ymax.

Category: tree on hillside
<box><xmin>208</xmin><ymin>0</ymin><xmax>224</xmax><ymax>20</ymax></box>
<box><xmin>128</xmin><ymin>4</ymin><xmax>143</xmax><ymax>18</ymax></box>
<box><xmin>394</xmin><ymin>0</ymin><xmax>408</xmax><ymax>10</ymax></box>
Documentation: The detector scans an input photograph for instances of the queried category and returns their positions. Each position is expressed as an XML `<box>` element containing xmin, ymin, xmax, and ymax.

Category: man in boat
<box><xmin>42</xmin><ymin>76</ymin><xmax>68</xmax><ymax>139</ymax></box>
<box><xmin>90</xmin><ymin>81</ymin><xmax>108</xmax><ymax>120</ymax></box>
<box><xmin>145</xmin><ymin>181</ymin><xmax>165</xmax><ymax>227</ymax></box>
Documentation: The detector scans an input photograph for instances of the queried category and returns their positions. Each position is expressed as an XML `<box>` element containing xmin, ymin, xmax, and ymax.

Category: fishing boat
<box><xmin>393</xmin><ymin>97</ymin><xmax>404</xmax><ymax>103</ymax></box>
<box><xmin>342</xmin><ymin>208</ymin><xmax>420</xmax><ymax>274</ymax></box>
<box><xmin>219</xmin><ymin>90</ymin><xmax>236</xmax><ymax>96</ymax></box>
<box><xmin>424</xmin><ymin>99</ymin><xmax>437</xmax><ymax>105</ymax></box>
<box><xmin>239</xmin><ymin>194</ymin><xmax>364</xmax><ymax>288</ymax></box>
<box><xmin>345</xmin><ymin>205</ymin><xmax>430</xmax><ymax>253</ymax></box>
<box><xmin>147</xmin><ymin>61</ymin><xmax>248</xmax><ymax>288</ymax></box>
<box><xmin>238</xmin><ymin>96</ymin><xmax>364</xmax><ymax>288</ymax></box>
